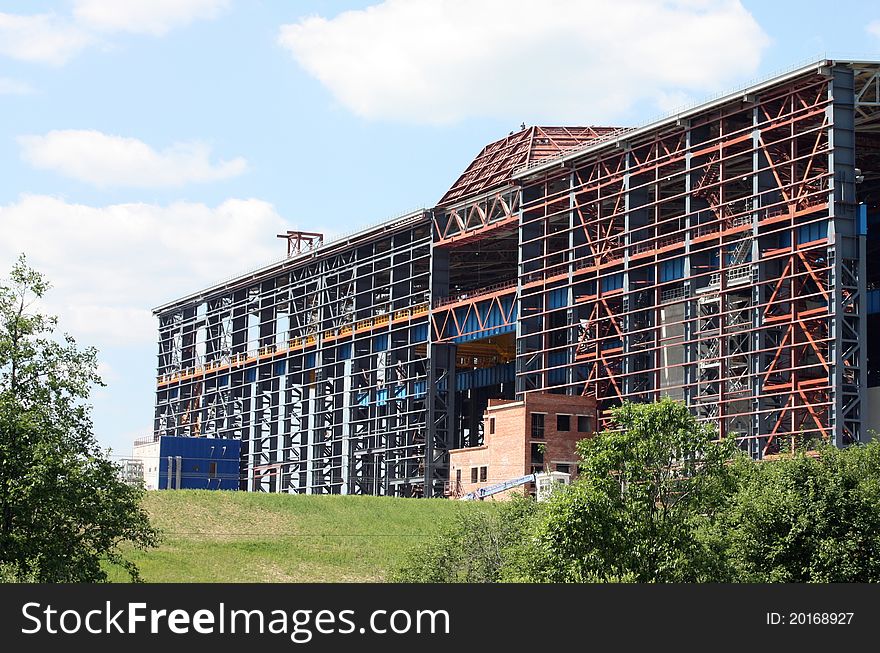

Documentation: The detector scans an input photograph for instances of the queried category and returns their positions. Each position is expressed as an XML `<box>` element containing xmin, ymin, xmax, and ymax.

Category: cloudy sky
<box><xmin>1</xmin><ymin>0</ymin><xmax>879</xmax><ymax>456</ymax></box>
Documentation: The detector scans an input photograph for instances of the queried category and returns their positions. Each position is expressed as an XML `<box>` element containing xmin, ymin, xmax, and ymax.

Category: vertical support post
<box><xmin>426</xmin><ymin>343</ymin><xmax>456</xmax><ymax>497</ymax></box>
<box><xmin>341</xmin><ymin>358</ymin><xmax>352</xmax><ymax>494</ymax></box>
<box><xmin>682</xmin><ymin>120</ymin><xmax>695</xmax><ymax>411</ymax></box>
<box><xmin>515</xmin><ymin>181</ymin><xmax>526</xmax><ymax>399</ymax></box>
<box><xmin>829</xmin><ymin>64</ymin><xmax>865</xmax><ymax>446</ymax></box>
<box><xmin>567</xmin><ymin>166</ymin><xmax>576</xmax><ymax>390</ymax></box>
<box><xmin>621</xmin><ymin>145</ymin><xmax>633</xmax><ymax>400</ymax></box>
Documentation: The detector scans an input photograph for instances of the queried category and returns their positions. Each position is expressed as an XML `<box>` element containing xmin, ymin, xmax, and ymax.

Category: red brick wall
<box><xmin>523</xmin><ymin>393</ymin><xmax>595</xmax><ymax>480</ymax></box>
<box><xmin>448</xmin><ymin>393</ymin><xmax>596</xmax><ymax>501</ymax></box>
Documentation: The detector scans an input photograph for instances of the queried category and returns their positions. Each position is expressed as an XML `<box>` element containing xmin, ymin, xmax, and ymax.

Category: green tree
<box><xmin>389</xmin><ymin>494</ymin><xmax>540</xmax><ymax>582</ymax></box>
<box><xmin>718</xmin><ymin>441</ymin><xmax>880</xmax><ymax>582</ymax></box>
<box><xmin>0</xmin><ymin>255</ymin><xmax>158</xmax><ymax>582</ymax></box>
<box><xmin>523</xmin><ymin>398</ymin><xmax>737</xmax><ymax>582</ymax></box>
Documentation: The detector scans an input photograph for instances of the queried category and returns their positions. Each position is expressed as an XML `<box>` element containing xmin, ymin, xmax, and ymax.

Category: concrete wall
<box><xmin>133</xmin><ymin>440</ymin><xmax>161</xmax><ymax>490</ymax></box>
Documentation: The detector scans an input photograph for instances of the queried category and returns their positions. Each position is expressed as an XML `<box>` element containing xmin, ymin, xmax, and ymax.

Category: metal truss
<box><xmin>433</xmin><ymin>187</ymin><xmax>520</xmax><ymax>246</ymax></box>
<box><xmin>431</xmin><ymin>285</ymin><xmax>517</xmax><ymax>342</ymax></box>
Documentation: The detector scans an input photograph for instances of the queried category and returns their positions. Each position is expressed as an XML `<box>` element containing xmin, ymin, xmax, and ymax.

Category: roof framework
<box><xmin>439</xmin><ymin>126</ymin><xmax>620</xmax><ymax>206</ymax></box>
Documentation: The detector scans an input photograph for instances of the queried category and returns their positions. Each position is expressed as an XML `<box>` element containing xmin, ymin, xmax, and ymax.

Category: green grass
<box><xmin>107</xmin><ymin>490</ymin><xmax>493</xmax><ymax>583</ymax></box>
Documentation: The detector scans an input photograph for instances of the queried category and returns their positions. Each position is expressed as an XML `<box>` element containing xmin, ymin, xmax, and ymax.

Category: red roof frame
<box><xmin>438</xmin><ymin>125</ymin><xmax>620</xmax><ymax>206</ymax></box>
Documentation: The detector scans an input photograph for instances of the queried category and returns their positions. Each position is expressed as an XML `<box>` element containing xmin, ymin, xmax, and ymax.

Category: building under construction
<box><xmin>152</xmin><ymin>58</ymin><xmax>880</xmax><ymax>496</ymax></box>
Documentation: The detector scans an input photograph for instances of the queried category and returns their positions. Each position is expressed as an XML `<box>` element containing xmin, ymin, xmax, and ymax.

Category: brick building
<box><xmin>447</xmin><ymin>393</ymin><xmax>596</xmax><ymax>499</ymax></box>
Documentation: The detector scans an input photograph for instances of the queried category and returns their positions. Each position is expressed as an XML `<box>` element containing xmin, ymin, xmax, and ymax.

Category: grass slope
<box><xmin>108</xmin><ymin>490</ymin><xmax>492</xmax><ymax>583</ymax></box>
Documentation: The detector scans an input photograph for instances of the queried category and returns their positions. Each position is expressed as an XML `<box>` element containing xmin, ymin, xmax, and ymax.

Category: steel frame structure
<box><xmin>153</xmin><ymin>59</ymin><xmax>880</xmax><ymax>497</ymax></box>
<box><xmin>154</xmin><ymin>213</ymin><xmax>439</xmax><ymax>495</ymax></box>
<box><xmin>510</xmin><ymin>61</ymin><xmax>877</xmax><ymax>455</ymax></box>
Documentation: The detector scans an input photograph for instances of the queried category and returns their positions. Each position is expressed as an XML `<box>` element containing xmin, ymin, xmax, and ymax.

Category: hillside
<box><xmin>107</xmin><ymin>490</ymin><xmax>493</xmax><ymax>583</ymax></box>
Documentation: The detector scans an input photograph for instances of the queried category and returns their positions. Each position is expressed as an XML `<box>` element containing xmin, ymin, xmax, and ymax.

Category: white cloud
<box><xmin>73</xmin><ymin>0</ymin><xmax>230</xmax><ymax>36</ymax></box>
<box><xmin>279</xmin><ymin>0</ymin><xmax>769</xmax><ymax>124</ymax></box>
<box><xmin>0</xmin><ymin>77</ymin><xmax>35</xmax><ymax>95</ymax></box>
<box><xmin>0</xmin><ymin>2</ymin><xmax>229</xmax><ymax>65</ymax></box>
<box><xmin>18</xmin><ymin>130</ymin><xmax>247</xmax><ymax>188</ymax></box>
<box><xmin>0</xmin><ymin>195</ymin><xmax>298</xmax><ymax>454</ymax></box>
<box><xmin>0</xmin><ymin>195</ymin><xmax>290</xmax><ymax>347</ymax></box>
<box><xmin>0</xmin><ymin>12</ymin><xmax>92</xmax><ymax>65</ymax></box>
<box><xmin>868</xmin><ymin>21</ymin><xmax>880</xmax><ymax>38</ymax></box>
<box><xmin>654</xmin><ymin>90</ymin><xmax>697</xmax><ymax>115</ymax></box>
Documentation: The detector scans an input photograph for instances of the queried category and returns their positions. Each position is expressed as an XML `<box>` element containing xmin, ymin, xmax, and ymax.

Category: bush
<box><xmin>520</xmin><ymin>399</ymin><xmax>737</xmax><ymax>582</ymax></box>
<box><xmin>718</xmin><ymin>442</ymin><xmax>880</xmax><ymax>582</ymax></box>
<box><xmin>389</xmin><ymin>494</ymin><xmax>540</xmax><ymax>582</ymax></box>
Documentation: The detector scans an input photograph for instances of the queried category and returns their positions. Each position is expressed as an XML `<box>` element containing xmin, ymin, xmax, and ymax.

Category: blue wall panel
<box><xmin>453</xmin><ymin>322</ymin><xmax>515</xmax><ymax>343</ymax></box>
<box><xmin>547</xmin><ymin>351</ymin><xmax>568</xmax><ymax>385</ymax></box>
<box><xmin>455</xmin><ymin>362</ymin><xmax>515</xmax><ymax>391</ymax></box>
<box><xmin>602</xmin><ymin>273</ymin><xmax>623</xmax><ymax>292</ymax></box>
<box><xmin>660</xmin><ymin>257</ymin><xmax>685</xmax><ymax>282</ymax></box>
<box><xmin>549</xmin><ymin>288</ymin><xmax>568</xmax><ymax>309</ymax></box>
<box><xmin>157</xmin><ymin>436</ymin><xmax>240</xmax><ymax>490</ymax></box>
<box><xmin>868</xmin><ymin>289</ymin><xmax>880</xmax><ymax>315</ymax></box>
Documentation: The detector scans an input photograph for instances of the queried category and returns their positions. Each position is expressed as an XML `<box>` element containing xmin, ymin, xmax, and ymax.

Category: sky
<box><xmin>1</xmin><ymin>0</ymin><xmax>879</xmax><ymax>457</ymax></box>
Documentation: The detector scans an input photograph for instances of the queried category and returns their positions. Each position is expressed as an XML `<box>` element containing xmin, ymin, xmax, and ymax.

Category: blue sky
<box><xmin>1</xmin><ymin>0</ymin><xmax>879</xmax><ymax>456</ymax></box>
